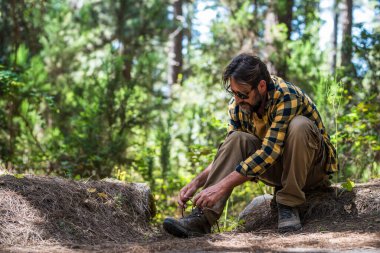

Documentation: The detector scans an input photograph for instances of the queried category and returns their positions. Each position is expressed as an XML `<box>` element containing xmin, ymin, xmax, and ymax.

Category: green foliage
<box><xmin>337</xmin><ymin>99</ymin><xmax>380</xmax><ymax>180</ymax></box>
<box><xmin>10</xmin><ymin>44</ymin><xmax>29</xmax><ymax>67</ymax></box>
<box><xmin>341</xmin><ymin>178</ymin><xmax>355</xmax><ymax>192</ymax></box>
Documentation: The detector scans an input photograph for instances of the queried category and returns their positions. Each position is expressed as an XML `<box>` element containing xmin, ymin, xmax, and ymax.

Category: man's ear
<box><xmin>257</xmin><ymin>80</ymin><xmax>267</xmax><ymax>95</ymax></box>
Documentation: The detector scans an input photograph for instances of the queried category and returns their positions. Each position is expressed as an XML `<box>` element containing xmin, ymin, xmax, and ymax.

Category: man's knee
<box><xmin>288</xmin><ymin>116</ymin><xmax>314</xmax><ymax>138</ymax></box>
<box><xmin>286</xmin><ymin>116</ymin><xmax>321</xmax><ymax>151</ymax></box>
<box><xmin>226</xmin><ymin>131</ymin><xmax>257</xmax><ymax>143</ymax></box>
<box><xmin>224</xmin><ymin>131</ymin><xmax>261</xmax><ymax>151</ymax></box>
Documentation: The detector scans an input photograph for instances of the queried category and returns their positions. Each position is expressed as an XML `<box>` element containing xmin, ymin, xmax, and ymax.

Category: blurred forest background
<box><xmin>0</xmin><ymin>0</ymin><xmax>379</xmax><ymax>226</ymax></box>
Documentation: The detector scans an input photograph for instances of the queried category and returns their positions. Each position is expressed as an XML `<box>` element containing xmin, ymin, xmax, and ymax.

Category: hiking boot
<box><xmin>278</xmin><ymin>203</ymin><xmax>302</xmax><ymax>233</ymax></box>
<box><xmin>163</xmin><ymin>208</ymin><xmax>211</xmax><ymax>238</ymax></box>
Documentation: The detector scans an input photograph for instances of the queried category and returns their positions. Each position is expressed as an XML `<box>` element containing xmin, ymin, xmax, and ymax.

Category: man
<box><xmin>163</xmin><ymin>53</ymin><xmax>338</xmax><ymax>237</ymax></box>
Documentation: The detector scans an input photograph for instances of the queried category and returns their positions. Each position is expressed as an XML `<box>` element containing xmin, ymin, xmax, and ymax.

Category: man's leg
<box><xmin>259</xmin><ymin>116</ymin><xmax>328</xmax><ymax>232</ymax></box>
<box><xmin>277</xmin><ymin>116</ymin><xmax>328</xmax><ymax>206</ymax></box>
<box><xmin>202</xmin><ymin>131</ymin><xmax>262</xmax><ymax>225</ymax></box>
<box><xmin>163</xmin><ymin>131</ymin><xmax>261</xmax><ymax>237</ymax></box>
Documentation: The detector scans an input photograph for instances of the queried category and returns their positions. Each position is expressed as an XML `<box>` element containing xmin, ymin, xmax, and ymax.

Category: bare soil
<box><xmin>1</xmin><ymin>176</ymin><xmax>379</xmax><ymax>252</ymax></box>
<box><xmin>4</xmin><ymin>221</ymin><xmax>380</xmax><ymax>253</ymax></box>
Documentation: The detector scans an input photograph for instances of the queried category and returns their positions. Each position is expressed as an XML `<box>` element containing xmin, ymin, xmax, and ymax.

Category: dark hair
<box><xmin>222</xmin><ymin>53</ymin><xmax>271</xmax><ymax>90</ymax></box>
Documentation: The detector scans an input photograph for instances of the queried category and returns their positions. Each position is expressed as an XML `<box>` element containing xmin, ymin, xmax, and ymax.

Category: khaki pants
<box><xmin>202</xmin><ymin>116</ymin><xmax>328</xmax><ymax>224</ymax></box>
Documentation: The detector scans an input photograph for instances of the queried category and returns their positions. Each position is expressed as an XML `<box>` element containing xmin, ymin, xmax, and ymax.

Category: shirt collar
<box><xmin>265</xmin><ymin>78</ymin><xmax>276</xmax><ymax>110</ymax></box>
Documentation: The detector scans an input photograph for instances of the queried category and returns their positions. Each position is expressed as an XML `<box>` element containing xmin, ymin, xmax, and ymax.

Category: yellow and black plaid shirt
<box><xmin>229</xmin><ymin>76</ymin><xmax>339</xmax><ymax>177</ymax></box>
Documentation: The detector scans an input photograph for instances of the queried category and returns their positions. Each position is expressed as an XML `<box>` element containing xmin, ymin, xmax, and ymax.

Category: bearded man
<box><xmin>163</xmin><ymin>53</ymin><xmax>338</xmax><ymax>237</ymax></box>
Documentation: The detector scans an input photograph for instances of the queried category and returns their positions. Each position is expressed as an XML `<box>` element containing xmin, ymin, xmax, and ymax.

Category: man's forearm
<box><xmin>220</xmin><ymin>171</ymin><xmax>249</xmax><ymax>192</ymax></box>
<box><xmin>192</xmin><ymin>170</ymin><xmax>249</xmax><ymax>208</ymax></box>
<box><xmin>192</xmin><ymin>162</ymin><xmax>213</xmax><ymax>188</ymax></box>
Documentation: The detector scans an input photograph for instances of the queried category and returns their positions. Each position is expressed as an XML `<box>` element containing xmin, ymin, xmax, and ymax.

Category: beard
<box><xmin>240</xmin><ymin>95</ymin><xmax>263</xmax><ymax>114</ymax></box>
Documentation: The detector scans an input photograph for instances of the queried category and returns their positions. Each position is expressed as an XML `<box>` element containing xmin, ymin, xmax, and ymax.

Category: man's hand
<box><xmin>178</xmin><ymin>182</ymin><xmax>199</xmax><ymax>208</ymax></box>
<box><xmin>193</xmin><ymin>171</ymin><xmax>248</xmax><ymax>209</ymax></box>
<box><xmin>177</xmin><ymin>162</ymin><xmax>214</xmax><ymax>208</ymax></box>
<box><xmin>193</xmin><ymin>183</ymin><xmax>228</xmax><ymax>208</ymax></box>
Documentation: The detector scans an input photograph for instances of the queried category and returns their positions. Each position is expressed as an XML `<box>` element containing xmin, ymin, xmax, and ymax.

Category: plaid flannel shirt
<box><xmin>228</xmin><ymin>76</ymin><xmax>339</xmax><ymax>178</ymax></box>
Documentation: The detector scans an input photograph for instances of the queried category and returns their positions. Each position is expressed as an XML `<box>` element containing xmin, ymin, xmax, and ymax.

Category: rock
<box><xmin>239</xmin><ymin>194</ymin><xmax>273</xmax><ymax>220</ymax></box>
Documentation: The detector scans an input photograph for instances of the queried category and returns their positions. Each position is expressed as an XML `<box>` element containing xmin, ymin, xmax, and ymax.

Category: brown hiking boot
<box><xmin>278</xmin><ymin>203</ymin><xmax>302</xmax><ymax>233</ymax></box>
<box><xmin>163</xmin><ymin>208</ymin><xmax>211</xmax><ymax>238</ymax></box>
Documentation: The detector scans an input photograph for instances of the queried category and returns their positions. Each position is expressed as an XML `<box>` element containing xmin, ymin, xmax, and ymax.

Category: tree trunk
<box><xmin>331</xmin><ymin>0</ymin><xmax>339</xmax><ymax>74</ymax></box>
<box><xmin>276</xmin><ymin>0</ymin><xmax>294</xmax><ymax>40</ymax></box>
<box><xmin>168</xmin><ymin>0</ymin><xmax>183</xmax><ymax>94</ymax></box>
<box><xmin>254</xmin><ymin>0</ymin><xmax>258</xmax><ymax>23</ymax></box>
<box><xmin>115</xmin><ymin>0</ymin><xmax>133</xmax><ymax>82</ymax></box>
<box><xmin>264</xmin><ymin>1</ymin><xmax>277</xmax><ymax>75</ymax></box>
<box><xmin>341</xmin><ymin>0</ymin><xmax>355</xmax><ymax>94</ymax></box>
<box><xmin>341</xmin><ymin>0</ymin><xmax>353</xmax><ymax>70</ymax></box>
<box><xmin>122</xmin><ymin>48</ymin><xmax>132</xmax><ymax>81</ymax></box>
<box><xmin>274</xmin><ymin>0</ymin><xmax>294</xmax><ymax>78</ymax></box>
<box><xmin>10</xmin><ymin>0</ymin><xmax>20</xmax><ymax>69</ymax></box>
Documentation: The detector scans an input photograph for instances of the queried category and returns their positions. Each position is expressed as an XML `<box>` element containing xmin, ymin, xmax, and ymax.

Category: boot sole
<box><xmin>163</xmin><ymin>218</ymin><xmax>205</xmax><ymax>238</ymax></box>
<box><xmin>278</xmin><ymin>224</ymin><xmax>302</xmax><ymax>233</ymax></box>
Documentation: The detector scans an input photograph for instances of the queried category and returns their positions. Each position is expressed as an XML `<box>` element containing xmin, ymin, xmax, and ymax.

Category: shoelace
<box><xmin>181</xmin><ymin>199</ymin><xmax>194</xmax><ymax>218</ymax></box>
<box><xmin>181</xmin><ymin>201</ymin><xmax>220</xmax><ymax>233</ymax></box>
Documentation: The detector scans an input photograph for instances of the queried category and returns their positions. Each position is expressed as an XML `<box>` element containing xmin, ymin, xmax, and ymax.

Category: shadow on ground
<box><xmin>0</xmin><ymin>175</ymin><xmax>155</xmax><ymax>246</ymax></box>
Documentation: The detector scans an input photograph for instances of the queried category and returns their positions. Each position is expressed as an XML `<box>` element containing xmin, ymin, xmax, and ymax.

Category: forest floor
<box><xmin>4</xmin><ymin>216</ymin><xmax>380</xmax><ymax>253</ymax></box>
<box><xmin>1</xmin><ymin>177</ymin><xmax>379</xmax><ymax>253</ymax></box>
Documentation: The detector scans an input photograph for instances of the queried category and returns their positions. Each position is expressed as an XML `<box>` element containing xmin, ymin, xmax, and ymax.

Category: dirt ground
<box><xmin>1</xmin><ymin>177</ymin><xmax>380</xmax><ymax>252</ymax></box>
<box><xmin>3</xmin><ymin>218</ymin><xmax>380</xmax><ymax>253</ymax></box>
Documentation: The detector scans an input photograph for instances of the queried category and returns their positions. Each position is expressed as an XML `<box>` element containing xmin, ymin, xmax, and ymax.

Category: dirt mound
<box><xmin>0</xmin><ymin>174</ymin><xmax>155</xmax><ymax>246</ymax></box>
<box><xmin>239</xmin><ymin>179</ymin><xmax>380</xmax><ymax>232</ymax></box>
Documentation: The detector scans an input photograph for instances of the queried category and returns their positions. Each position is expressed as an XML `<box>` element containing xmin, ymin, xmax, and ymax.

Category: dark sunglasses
<box><xmin>226</xmin><ymin>87</ymin><xmax>251</xmax><ymax>100</ymax></box>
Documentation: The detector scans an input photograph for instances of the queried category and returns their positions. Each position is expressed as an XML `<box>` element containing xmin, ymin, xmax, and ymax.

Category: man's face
<box><xmin>229</xmin><ymin>77</ymin><xmax>263</xmax><ymax>114</ymax></box>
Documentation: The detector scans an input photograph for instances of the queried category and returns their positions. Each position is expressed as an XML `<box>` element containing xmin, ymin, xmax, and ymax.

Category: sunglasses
<box><xmin>226</xmin><ymin>87</ymin><xmax>251</xmax><ymax>100</ymax></box>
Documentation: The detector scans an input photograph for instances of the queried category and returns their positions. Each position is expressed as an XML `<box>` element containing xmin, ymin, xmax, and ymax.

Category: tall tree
<box><xmin>264</xmin><ymin>0</ymin><xmax>277</xmax><ymax>75</ymax></box>
<box><xmin>263</xmin><ymin>0</ymin><xmax>294</xmax><ymax>78</ymax></box>
<box><xmin>341</xmin><ymin>0</ymin><xmax>354</xmax><ymax>73</ymax></box>
<box><xmin>168</xmin><ymin>0</ymin><xmax>184</xmax><ymax>93</ymax></box>
<box><xmin>275</xmin><ymin>0</ymin><xmax>294</xmax><ymax>40</ymax></box>
<box><xmin>331</xmin><ymin>0</ymin><xmax>340</xmax><ymax>74</ymax></box>
<box><xmin>340</xmin><ymin>0</ymin><xmax>355</xmax><ymax>96</ymax></box>
<box><xmin>274</xmin><ymin>0</ymin><xmax>294</xmax><ymax>78</ymax></box>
